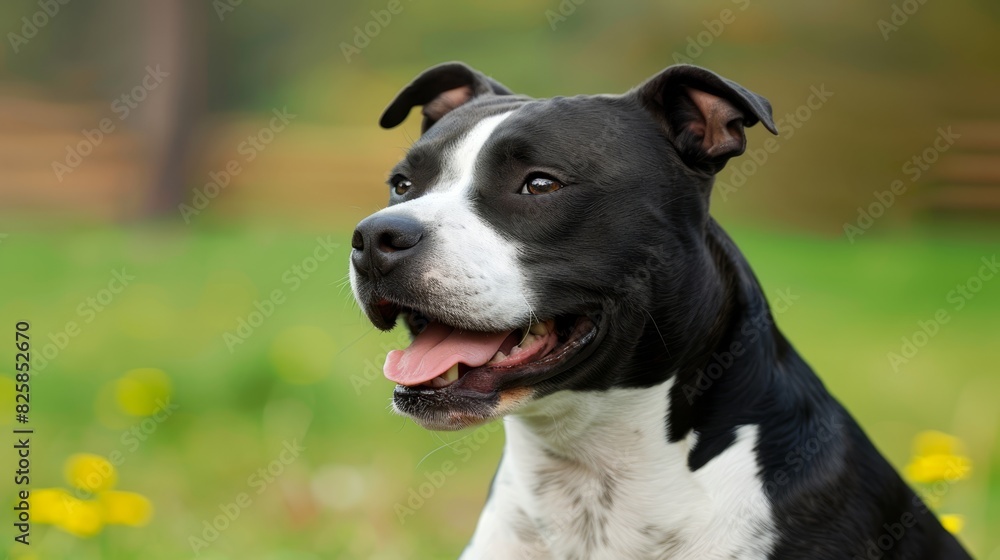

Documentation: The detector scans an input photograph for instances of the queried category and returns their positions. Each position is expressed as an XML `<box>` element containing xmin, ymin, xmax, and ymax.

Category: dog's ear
<box><xmin>379</xmin><ymin>62</ymin><xmax>513</xmax><ymax>133</ymax></box>
<box><xmin>633</xmin><ymin>64</ymin><xmax>777</xmax><ymax>174</ymax></box>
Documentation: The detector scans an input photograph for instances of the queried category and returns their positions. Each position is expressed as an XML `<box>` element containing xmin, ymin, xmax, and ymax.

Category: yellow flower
<box><xmin>904</xmin><ymin>430</ymin><xmax>972</xmax><ymax>485</ymax></box>
<box><xmin>912</xmin><ymin>430</ymin><xmax>964</xmax><ymax>457</ymax></box>
<box><xmin>99</xmin><ymin>491</ymin><xmax>153</xmax><ymax>527</ymax></box>
<box><xmin>35</xmin><ymin>454</ymin><xmax>153</xmax><ymax>539</ymax></box>
<box><xmin>30</xmin><ymin>490</ymin><xmax>104</xmax><ymax>537</ymax></box>
<box><xmin>29</xmin><ymin>488</ymin><xmax>76</xmax><ymax>524</ymax></box>
<box><xmin>64</xmin><ymin>453</ymin><xmax>117</xmax><ymax>493</ymax></box>
<box><xmin>115</xmin><ymin>368</ymin><xmax>172</xmax><ymax>416</ymax></box>
<box><xmin>939</xmin><ymin>514</ymin><xmax>964</xmax><ymax>534</ymax></box>
<box><xmin>55</xmin><ymin>497</ymin><xmax>104</xmax><ymax>538</ymax></box>
<box><xmin>904</xmin><ymin>453</ymin><xmax>972</xmax><ymax>484</ymax></box>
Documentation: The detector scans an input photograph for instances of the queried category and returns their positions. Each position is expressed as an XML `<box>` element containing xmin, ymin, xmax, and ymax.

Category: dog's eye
<box><xmin>390</xmin><ymin>174</ymin><xmax>413</xmax><ymax>196</ymax></box>
<box><xmin>520</xmin><ymin>175</ymin><xmax>562</xmax><ymax>195</ymax></box>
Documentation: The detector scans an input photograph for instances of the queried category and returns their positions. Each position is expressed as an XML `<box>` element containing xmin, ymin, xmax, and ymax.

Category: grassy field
<box><xmin>1</xmin><ymin>224</ymin><xmax>997</xmax><ymax>559</ymax></box>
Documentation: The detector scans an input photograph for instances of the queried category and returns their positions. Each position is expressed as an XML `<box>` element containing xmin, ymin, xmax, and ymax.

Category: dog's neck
<box><xmin>663</xmin><ymin>220</ymin><xmax>793</xmax><ymax>444</ymax></box>
<box><xmin>505</xmin><ymin>375</ymin><xmax>683</xmax><ymax>469</ymax></box>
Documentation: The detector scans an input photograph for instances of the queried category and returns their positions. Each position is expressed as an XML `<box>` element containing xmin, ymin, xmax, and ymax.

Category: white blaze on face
<box><xmin>363</xmin><ymin>111</ymin><xmax>533</xmax><ymax>330</ymax></box>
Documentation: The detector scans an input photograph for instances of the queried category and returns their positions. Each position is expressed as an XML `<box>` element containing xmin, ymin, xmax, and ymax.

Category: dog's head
<box><xmin>350</xmin><ymin>62</ymin><xmax>775</xmax><ymax>430</ymax></box>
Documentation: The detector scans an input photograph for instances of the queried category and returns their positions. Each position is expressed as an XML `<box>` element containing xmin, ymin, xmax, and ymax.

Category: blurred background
<box><xmin>0</xmin><ymin>1</ymin><xmax>998</xmax><ymax>558</ymax></box>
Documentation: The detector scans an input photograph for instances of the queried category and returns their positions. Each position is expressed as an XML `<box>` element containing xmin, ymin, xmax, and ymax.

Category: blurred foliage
<box><xmin>3</xmin><ymin>0</ymin><xmax>999</xmax><ymax>118</ymax></box>
<box><xmin>3</xmin><ymin>0</ymin><xmax>1000</xmax><ymax>229</ymax></box>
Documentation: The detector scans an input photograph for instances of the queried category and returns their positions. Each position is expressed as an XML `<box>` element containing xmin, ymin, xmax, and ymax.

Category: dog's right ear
<box><xmin>379</xmin><ymin>62</ymin><xmax>513</xmax><ymax>133</ymax></box>
<box><xmin>632</xmin><ymin>64</ymin><xmax>776</xmax><ymax>174</ymax></box>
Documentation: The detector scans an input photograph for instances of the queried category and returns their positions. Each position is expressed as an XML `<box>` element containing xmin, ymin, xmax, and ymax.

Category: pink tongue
<box><xmin>384</xmin><ymin>322</ymin><xmax>512</xmax><ymax>386</ymax></box>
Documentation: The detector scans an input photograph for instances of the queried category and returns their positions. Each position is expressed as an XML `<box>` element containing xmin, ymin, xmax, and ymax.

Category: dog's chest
<box><xmin>462</xmin><ymin>381</ymin><xmax>776</xmax><ymax>560</ymax></box>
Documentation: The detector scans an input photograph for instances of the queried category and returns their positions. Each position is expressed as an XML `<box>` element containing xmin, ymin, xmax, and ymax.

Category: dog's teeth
<box><xmin>442</xmin><ymin>364</ymin><xmax>460</xmax><ymax>382</ymax></box>
<box><xmin>529</xmin><ymin>322</ymin><xmax>548</xmax><ymax>336</ymax></box>
<box><xmin>426</xmin><ymin>364</ymin><xmax>460</xmax><ymax>388</ymax></box>
<box><xmin>426</xmin><ymin>376</ymin><xmax>448</xmax><ymax>388</ymax></box>
<box><xmin>488</xmin><ymin>351</ymin><xmax>507</xmax><ymax>365</ymax></box>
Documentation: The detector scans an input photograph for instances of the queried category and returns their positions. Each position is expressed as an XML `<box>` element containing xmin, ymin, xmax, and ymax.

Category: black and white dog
<box><xmin>349</xmin><ymin>62</ymin><xmax>971</xmax><ymax>559</ymax></box>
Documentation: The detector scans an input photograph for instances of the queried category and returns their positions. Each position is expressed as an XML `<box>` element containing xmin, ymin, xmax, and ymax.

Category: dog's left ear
<box><xmin>380</xmin><ymin>62</ymin><xmax>513</xmax><ymax>133</ymax></box>
<box><xmin>633</xmin><ymin>64</ymin><xmax>777</xmax><ymax>174</ymax></box>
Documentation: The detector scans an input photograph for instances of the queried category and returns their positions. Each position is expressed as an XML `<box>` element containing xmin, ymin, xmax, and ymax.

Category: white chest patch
<box><xmin>363</xmin><ymin>111</ymin><xmax>534</xmax><ymax>331</ymax></box>
<box><xmin>461</xmin><ymin>379</ymin><xmax>777</xmax><ymax>560</ymax></box>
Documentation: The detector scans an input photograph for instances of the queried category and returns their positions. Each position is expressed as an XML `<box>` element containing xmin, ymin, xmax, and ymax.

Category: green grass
<box><xmin>0</xmin><ymin>224</ymin><xmax>997</xmax><ymax>559</ymax></box>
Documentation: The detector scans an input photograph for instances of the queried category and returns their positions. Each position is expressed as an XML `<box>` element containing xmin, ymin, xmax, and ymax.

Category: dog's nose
<box><xmin>351</xmin><ymin>214</ymin><xmax>425</xmax><ymax>277</ymax></box>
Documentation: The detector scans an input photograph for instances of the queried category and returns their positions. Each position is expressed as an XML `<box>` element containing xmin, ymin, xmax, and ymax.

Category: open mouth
<box><xmin>375</xmin><ymin>301</ymin><xmax>598</xmax><ymax>395</ymax></box>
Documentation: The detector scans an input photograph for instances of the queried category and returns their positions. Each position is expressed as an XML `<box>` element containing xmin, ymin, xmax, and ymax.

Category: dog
<box><xmin>349</xmin><ymin>62</ymin><xmax>971</xmax><ymax>559</ymax></box>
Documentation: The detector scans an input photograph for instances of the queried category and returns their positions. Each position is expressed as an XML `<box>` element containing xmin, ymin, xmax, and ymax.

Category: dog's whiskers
<box><xmin>416</xmin><ymin>432</ymin><xmax>474</xmax><ymax>469</ymax></box>
<box><xmin>641</xmin><ymin>308</ymin><xmax>671</xmax><ymax>357</ymax></box>
<box><xmin>519</xmin><ymin>293</ymin><xmax>540</xmax><ymax>344</ymax></box>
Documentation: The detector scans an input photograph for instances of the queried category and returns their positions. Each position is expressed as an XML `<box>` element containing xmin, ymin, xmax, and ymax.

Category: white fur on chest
<box><xmin>461</xmin><ymin>379</ymin><xmax>776</xmax><ymax>560</ymax></box>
